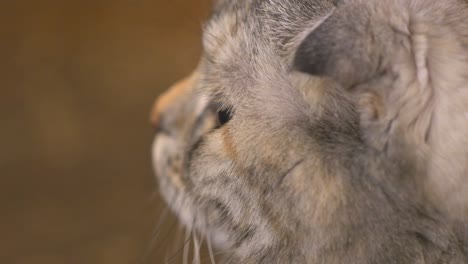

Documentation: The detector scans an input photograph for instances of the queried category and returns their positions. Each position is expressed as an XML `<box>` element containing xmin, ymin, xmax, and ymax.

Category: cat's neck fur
<box><xmin>353</xmin><ymin>0</ymin><xmax>468</xmax><ymax>226</ymax></box>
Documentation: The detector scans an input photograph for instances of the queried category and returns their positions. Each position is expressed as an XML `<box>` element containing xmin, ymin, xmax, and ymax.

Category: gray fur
<box><xmin>152</xmin><ymin>0</ymin><xmax>468</xmax><ymax>262</ymax></box>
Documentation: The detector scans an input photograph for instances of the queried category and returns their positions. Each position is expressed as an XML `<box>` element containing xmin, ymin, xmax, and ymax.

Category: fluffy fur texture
<box><xmin>152</xmin><ymin>0</ymin><xmax>468</xmax><ymax>262</ymax></box>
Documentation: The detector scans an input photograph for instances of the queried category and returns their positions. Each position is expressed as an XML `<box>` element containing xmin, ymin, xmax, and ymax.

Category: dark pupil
<box><xmin>217</xmin><ymin>109</ymin><xmax>232</xmax><ymax>125</ymax></box>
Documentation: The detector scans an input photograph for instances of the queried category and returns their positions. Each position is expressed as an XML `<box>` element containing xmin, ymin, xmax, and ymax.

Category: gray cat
<box><xmin>151</xmin><ymin>0</ymin><xmax>468</xmax><ymax>263</ymax></box>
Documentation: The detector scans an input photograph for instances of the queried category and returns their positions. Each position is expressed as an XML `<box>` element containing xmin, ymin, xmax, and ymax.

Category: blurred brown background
<box><xmin>0</xmin><ymin>1</ymin><xmax>211</xmax><ymax>263</ymax></box>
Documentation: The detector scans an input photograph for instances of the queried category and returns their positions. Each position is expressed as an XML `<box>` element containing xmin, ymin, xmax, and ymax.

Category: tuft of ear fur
<box><xmin>293</xmin><ymin>1</ymin><xmax>395</xmax><ymax>87</ymax></box>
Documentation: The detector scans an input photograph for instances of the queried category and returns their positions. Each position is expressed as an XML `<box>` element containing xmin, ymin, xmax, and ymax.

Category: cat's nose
<box><xmin>150</xmin><ymin>72</ymin><xmax>197</xmax><ymax>131</ymax></box>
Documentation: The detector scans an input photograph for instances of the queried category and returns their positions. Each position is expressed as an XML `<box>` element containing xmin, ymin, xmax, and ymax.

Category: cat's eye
<box><xmin>217</xmin><ymin>108</ymin><xmax>232</xmax><ymax>126</ymax></box>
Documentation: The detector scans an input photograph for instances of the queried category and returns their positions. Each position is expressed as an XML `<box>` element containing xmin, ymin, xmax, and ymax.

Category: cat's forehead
<box><xmin>200</xmin><ymin>0</ymin><xmax>335</xmax><ymax>104</ymax></box>
<box><xmin>202</xmin><ymin>1</ymin><xmax>253</xmax><ymax>58</ymax></box>
<box><xmin>203</xmin><ymin>0</ymin><xmax>334</xmax><ymax>54</ymax></box>
<box><xmin>200</xmin><ymin>1</ymin><xmax>256</xmax><ymax>103</ymax></box>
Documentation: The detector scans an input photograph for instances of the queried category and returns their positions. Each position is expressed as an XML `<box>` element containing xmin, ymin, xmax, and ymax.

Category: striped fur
<box><xmin>152</xmin><ymin>0</ymin><xmax>468</xmax><ymax>262</ymax></box>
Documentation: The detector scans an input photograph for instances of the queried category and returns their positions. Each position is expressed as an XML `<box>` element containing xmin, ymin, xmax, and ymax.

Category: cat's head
<box><xmin>151</xmin><ymin>2</ymin><xmax>363</xmax><ymax>261</ymax></box>
<box><xmin>151</xmin><ymin>0</ymin><xmax>468</xmax><ymax>262</ymax></box>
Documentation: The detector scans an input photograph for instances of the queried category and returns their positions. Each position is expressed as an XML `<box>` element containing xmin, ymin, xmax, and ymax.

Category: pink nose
<box><xmin>150</xmin><ymin>72</ymin><xmax>197</xmax><ymax>130</ymax></box>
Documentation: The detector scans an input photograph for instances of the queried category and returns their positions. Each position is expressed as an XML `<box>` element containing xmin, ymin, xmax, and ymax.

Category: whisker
<box><xmin>139</xmin><ymin>206</ymin><xmax>170</xmax><ymax>263</ymax></box>
<box><xmin>151</xmin><ymin>216</ymin><xmax>179</xmax><ymax>256</ymax></box>
<box><xmin>164</xmin><ymin>233</ymin><xmax>192</xmax><ymax>264</ymax></box>
<box><xmin>183</xmin><ymin>228</ymin><xmax>192</xmax><ymax>264</ymax></box>
<box><xmin>206</xmin><ymin>234</ymin><xmax>217</xmax><ymax>264</ymax></box>
<box><xmin>165</xmin><ymin>224</ymin><xmax>183</xmax><ymax>261</ymax></box>
<box><xmin>192</xmin><ymin>231</ymin><xmax>202</xmax><ymax>264</ymax></box>
<box><xmin>152</xmin><ymin>206</ymin><xmax>170</xmax><ymax>240</ymax></box>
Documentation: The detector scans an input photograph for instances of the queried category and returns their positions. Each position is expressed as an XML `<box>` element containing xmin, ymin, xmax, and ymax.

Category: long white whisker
<box><xmin>206</xmin><ymin>233</ymin><xmax>217</xmax><ymax>264</ymax></box>
<box><xmin>183</xmin><ymin>228</ymin><xmax>191</xmax><ymax>264</ymax></box>
<box><xmin>164</xmin><ymin>230</ymin><xmax>192</xmax><ymax>263</ymax></box>
<box><xmin>192</xmin><ymin>232</ymin><xmax>198</xmax><ymax>264</ymax></box>
<box><xmin>192</xmin><ymin>231</ymin><xmax>202</xmax><ymax>264</ymax></box>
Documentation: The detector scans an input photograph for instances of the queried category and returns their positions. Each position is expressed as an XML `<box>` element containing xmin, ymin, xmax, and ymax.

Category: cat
<box><xmin>151</xmin><ymin>0</ymin><xmax>468</xmax><ymax>262</ymax></box>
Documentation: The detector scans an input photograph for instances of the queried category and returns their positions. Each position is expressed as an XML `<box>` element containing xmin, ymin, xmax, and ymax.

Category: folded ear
<box><xmin>294</xmin><ymin>3</ymin><xmax>387</xmax><ymax>87</ymax></box>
